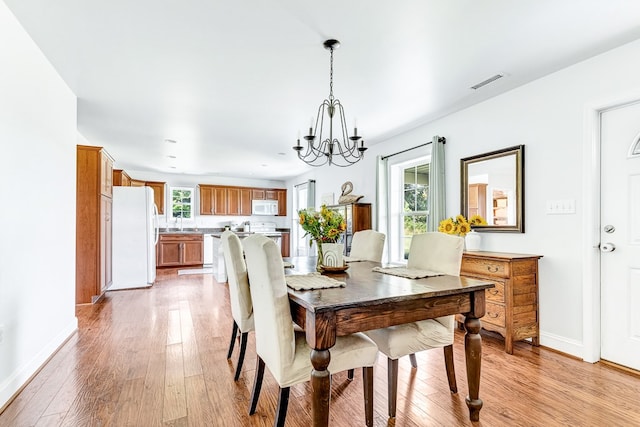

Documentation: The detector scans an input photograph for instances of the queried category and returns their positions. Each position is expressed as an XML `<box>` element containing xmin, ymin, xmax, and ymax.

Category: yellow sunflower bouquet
<box><xmin>438</xmin><ymin>214</ymin><xmax>487</xmax><ymax>237</ymax></box>
<box><xmin>298</xmin><ymin>205</ymin><xmax>346</xmax><ymax>244</ymax></box>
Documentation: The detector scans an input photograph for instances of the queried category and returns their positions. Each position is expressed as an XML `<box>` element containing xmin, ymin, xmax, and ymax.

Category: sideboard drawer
<box><xmin>482</xmin><ymin>302</ymin><xmax>506</xmax><ymax>327</ymax></box>
<box><xmin>461</xmin><ymin>257</ymin><xmax>510</xmax><ymax>279</ymax></box>
<box><xmin>485</xmin><ymin>281</ymin><xmax>505</xmax><ymax>302</ymax></box>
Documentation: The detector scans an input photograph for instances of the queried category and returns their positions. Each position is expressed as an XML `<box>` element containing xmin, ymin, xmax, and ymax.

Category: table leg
<box><xmin>310</xmin><ymin>349</ymin><xmax>331</xmax><ymax>427</ymax></box>
<box><xmin>464</xmin><ymin>315</ymin><xmax>483</xmax><ymax>422</ymax></box>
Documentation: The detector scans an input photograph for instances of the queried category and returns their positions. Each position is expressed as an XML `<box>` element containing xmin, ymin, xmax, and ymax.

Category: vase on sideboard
<box><xmin>465</xmin><ymin>230</ymin><xmax>482</xmax><ymax>251</ymax></box>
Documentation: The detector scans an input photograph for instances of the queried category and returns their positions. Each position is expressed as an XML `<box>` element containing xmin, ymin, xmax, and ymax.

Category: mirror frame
<box><xmin>460</xmin><ymin>145</ymin><xmax>525</xmax><ymax>233</ymax></box>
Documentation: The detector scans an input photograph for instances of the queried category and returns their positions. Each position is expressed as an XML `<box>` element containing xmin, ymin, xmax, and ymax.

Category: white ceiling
<box><xmin>6</xmin><ymin>1</ymin><xmax>640</xmax><ymax>180</ymax></box>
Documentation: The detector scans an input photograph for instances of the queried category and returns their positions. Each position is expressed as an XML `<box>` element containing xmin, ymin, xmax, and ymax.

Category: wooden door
<box><xmin>277</xmin><ymin>189</ymin><xmax>287</xmax><ymax>216</ymax></box>
<box><xmin>183</xmin><ymin>241</ymin><xmax>204</xmax><ymax>265</ymax></box>
<box><xmin>600</xmin><ymin>102</ymin><xmax>640</xmax><ymax>371</ymax></box>
<box><xmin>227</xmin><ymin>187</ymin><xmax>241</xmax><ymax>215</ymax></box>
<box><xmin>200</xmin><ymin>186</ymin><xmax>214</xmax><ymax>215</ymax></box>
<box><xmin>240</xmin><ymin>188</ymin><xmax>252</xmax><ymax>215</ymax></box>
<box><xmin>213</xmin><ymin>187</ymin><xmax>227</xmax><ymax>215</ymax></box>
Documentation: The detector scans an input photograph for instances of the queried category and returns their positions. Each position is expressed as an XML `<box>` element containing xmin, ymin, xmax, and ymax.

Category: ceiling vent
<box><xmin>470</xmin><ymin>74</ymin><xmax>504</xmax><ymax>90</ymax></box>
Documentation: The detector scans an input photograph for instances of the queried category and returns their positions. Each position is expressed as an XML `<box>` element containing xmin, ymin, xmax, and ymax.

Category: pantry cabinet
<box><xmin>76</xmin><ymin>145</ymin><xmax>114</xmax><ymax>304</ymax></box>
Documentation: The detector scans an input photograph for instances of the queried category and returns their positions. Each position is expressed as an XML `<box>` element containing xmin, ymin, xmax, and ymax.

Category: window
<box><xmin>171</xmin><ymin>187</ymin><xmax>194</xmax><ymax>219</ymax></box>
<box><xmin>402</xmin><ymin>164</ymin><xmax>429</xmax><ymax>259</ymax></box>
<box><xmin>387</xmin><ymin>156</ymin><xmax>430</xmax><ymax>263</ymax></box>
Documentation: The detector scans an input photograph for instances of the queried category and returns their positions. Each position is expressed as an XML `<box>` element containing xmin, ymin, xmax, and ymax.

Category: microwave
<box><xmin>252</xmin><ymin>199</ymin><xmax>278</xmax><ymax>215</ymax></box>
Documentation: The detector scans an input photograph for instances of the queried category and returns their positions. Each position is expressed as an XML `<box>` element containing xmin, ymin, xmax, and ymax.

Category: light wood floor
<box><xmin>1</xmin><ymin>271</ymin><xmax>639</xmax><ymax>427</ymax></box>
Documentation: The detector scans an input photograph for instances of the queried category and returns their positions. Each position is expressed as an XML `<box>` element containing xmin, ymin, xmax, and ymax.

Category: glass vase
<box><xmin>316</xmin><ymin>240</ymin><xmax>324</xmax><ymax>271</ymax></box>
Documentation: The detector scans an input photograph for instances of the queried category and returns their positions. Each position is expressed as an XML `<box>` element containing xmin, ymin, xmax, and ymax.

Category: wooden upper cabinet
<box><xmin>199</xmin><ymin>185</ymin><xmax>214</xmax><ymax>215</ymax></box>
<box><xmin>100</xmin><ymin>151</ymin><xmax>114</xmax><ymax>197</ymax></box>
<box><xmin>252</xmin><ymin>189</ymin><xmax>265</xmax><ymax>200</ymax></box>
<box><xmin>227</xmin><ymin>187</ymin><xmax>241</xmax><ymax>215</ymax></box>
<box><xmin>130</xmin><ymin>179</ymin><xmax>145</xmax><ymax>187</ymax></box>
<box><xmin>213</xmin><ymin>187</ymin><xmax>227</xmax><ymax>215</ymax></box>
<box><xmin>113</xmin><ymin>169</ymin><xmax>131</xmax><ymax>186</ymax></box>
<box><xmin>145</xmin><ymin>181</ymin><xmax>165</xmax><ymax>214</ymax></box>
<box><xmin>265</xmin><ymin>190</ymin><xmax>277</xmax><ymax>200</ymax></box>
<box><xmin>276</xmin><ymin>189</ymin><xmax>287</xmax><ymax>216</ymax></box>
<box><xmin>240</xmin><ymin>188</ymin><xmax>252</xmax><ymax>216</ymax></box>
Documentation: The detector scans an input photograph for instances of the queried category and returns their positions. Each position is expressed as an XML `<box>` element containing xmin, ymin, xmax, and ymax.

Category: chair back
<box><xmin>242</xmin><ymin>234</ymin><xmax>296</xmax><ymax>382</ymax></box>
<box><xmin>221</xmin><ymin>231</ymin><xmax>254</xmax><ymax>332</ymax></box>
<box><xmin>407</xmin><ymin>232</ymin><xmax>464</xmax><ymax>276</ymax></box>
<box><xmin>349</xmin><ymin>230</ymin><xmax>386</xmax><ymax>262</ymax></box>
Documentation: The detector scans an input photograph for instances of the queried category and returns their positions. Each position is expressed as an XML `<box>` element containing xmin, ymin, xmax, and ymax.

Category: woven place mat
<box><xmin>343</xmin><ymin>256</ymin><xmax>366</xmax><ymax>262</ymax></box>
<box><xmin>372</xmin><ymin>266</ymin><xmax>443</xmax><ymax>279</ymax></box>
<box><xmin>286</xmin><ymin>272</ymin><xmax>345</xmax><ymax>291</ymax></box>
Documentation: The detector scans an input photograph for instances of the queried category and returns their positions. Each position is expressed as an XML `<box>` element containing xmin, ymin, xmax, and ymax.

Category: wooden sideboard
<box><xmin>458</xmin><ymin>251</ymin><xmax>543</xmax><ymax>354</ymax></box>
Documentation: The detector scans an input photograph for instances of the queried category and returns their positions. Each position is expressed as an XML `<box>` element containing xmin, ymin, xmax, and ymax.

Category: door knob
<box><xmin>601</xmin><ymin>243</ymin><xmax>616</xmax><ymax>252</ymax></box>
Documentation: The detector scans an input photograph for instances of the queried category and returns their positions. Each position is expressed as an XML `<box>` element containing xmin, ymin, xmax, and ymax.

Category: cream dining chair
<box><xmin>345</xmin><ymin>229</ymin><xmax>386</xmax><ymax>262</ymax></box>
<box><xmin>364</xmin><ymin>232</ymin><xmax>464</xmax><ymax>418</ymax></box>
<box><xmin>242</xmin><ymin>234</ymin><xmax>379</xmax><ymax>427</ymax></box>
<box><xmin>221</xmin><ymin>230</ymin><xmax>254</xmax><ymax>381</ymax></box>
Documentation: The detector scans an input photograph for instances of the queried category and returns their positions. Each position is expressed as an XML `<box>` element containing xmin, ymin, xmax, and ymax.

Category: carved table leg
<box><xmin>464</xmin><ymin>315</ymin><xmax>483</xmax><ymax>422</ymax></box>
<box><xmin>310</xmin><ymin>349</ymin><xmax>331</xmax><ymax>427</ymax></box>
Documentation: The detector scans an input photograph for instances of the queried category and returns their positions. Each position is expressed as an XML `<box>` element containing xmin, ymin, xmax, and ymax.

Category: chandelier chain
<box><xmin>329</xmin><ymin>46</ymin><xmax>334</xmax><ymax>101</ymax></box>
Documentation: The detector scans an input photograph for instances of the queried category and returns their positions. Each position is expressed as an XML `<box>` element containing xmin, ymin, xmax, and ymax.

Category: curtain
<box><xmin>307</xmin><ymin>179</ymin><xmax>316</xmax><ymax>209</ymax></box>
<box><xmin>376</xmin><ymin>155</ymin><xmax>390</xmax><ymax>262</ymax></box>
<box><xmin>427</xmin><ymin>135</ymin><xmax>446</xmax><ymax>232</ymax></box>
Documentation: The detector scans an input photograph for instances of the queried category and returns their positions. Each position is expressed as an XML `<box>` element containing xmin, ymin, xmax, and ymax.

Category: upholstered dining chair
<box><xmin>242</xmin><ymin>234</ymin><xmax>379</xmax><ymax>427</ymax></box>
<box><xmin>221</xmin><ymin>230</ymin><xmax>254</xmax><ymax>381</ymax></box>
<box><xmin>346</xmin><ymin>229</ymin><xmax>386</xmax><ymax>262</ymax></box>
<box><xmin>364</xmin><ymin>232</ymin><xmax>464</xmax><ymax>418</ymax></box>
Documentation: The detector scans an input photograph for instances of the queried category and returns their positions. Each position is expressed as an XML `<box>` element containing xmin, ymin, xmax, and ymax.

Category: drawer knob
<box><xmin>487</xmin><ymin>265</ymin><xmax>499</xmax><ymax>273</ymax></box>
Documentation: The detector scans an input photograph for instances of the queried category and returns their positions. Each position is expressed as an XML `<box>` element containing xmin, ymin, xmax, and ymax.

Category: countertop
<box><xmin>158</xmin><ymin>228</ymin><xmax>290</xmax><ymax>237</ymax></box>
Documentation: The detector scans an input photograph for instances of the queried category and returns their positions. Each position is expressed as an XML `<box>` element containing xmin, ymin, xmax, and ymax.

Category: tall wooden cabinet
<box><xmin>327</xmin><ymin>203</ymin><xmax>372</xmax><ymax>254</ymax></box>
<box><xmin>76</xmin><ymin>145</ymin><xmax>114</xmax><ymax>304</ymax></box>
<box><xmin>458</xmin><ymin>251</ymin><xmax>543</xmax><ymax>354</ymax></box>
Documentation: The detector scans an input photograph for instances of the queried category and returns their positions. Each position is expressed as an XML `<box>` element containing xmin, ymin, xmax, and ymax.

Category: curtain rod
<box><xmin>381</xmin><ymin>136</ymin><xmax>446</xmax><ymax>160</ymax></box>
<box><xmin>294</xmin><ymin>179</ymin><xmax>315</xmax><ymax>188</ymax></box>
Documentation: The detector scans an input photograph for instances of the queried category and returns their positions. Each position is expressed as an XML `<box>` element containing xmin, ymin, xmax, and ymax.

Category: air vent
<box><xmin>470</xmin><ymin>74</ymin><xmax>504</xmax><ymax>90</ymax></box>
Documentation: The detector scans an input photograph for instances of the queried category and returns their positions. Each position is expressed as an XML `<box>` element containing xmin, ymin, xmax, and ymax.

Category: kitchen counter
<box><xmin>159</xmin><ymin>228</ymin><xmax>289</xmax><ymax>237</ymax></box>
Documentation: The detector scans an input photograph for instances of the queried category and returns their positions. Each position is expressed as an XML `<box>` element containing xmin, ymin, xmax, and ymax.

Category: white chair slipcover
<box><xmin>346</xmin><ymin>229</ymin><xmax>386</xmax><ymax>263</ymax></box>
<box><xmin>243</xmin><ymin>234</ymin><xmax>379</xmax><ymax>427</ymax></box>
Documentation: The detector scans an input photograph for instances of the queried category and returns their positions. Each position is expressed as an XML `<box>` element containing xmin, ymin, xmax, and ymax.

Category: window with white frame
<box><xmin>387</xmin><ymin>157</ymin><xmax>430</xmax><ymax>263</ymax></box>
<box><xmin>170</xmin><ymin>186</ymin><xmax>194</xmax><ymax>219</ymax></box>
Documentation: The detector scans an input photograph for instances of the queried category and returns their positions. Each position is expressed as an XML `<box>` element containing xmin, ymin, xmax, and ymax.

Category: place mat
<box><xmin>372</xmin><ymin>266</ymin><xmax>443</xmax><ymax>279</ymax></box>
<box><xmin>286</xmin><ymin>272</ymin><xmax>345</xmax><ymax>291</ymax></box>
<box><xmin>343</xmin><ymin>256</ymin><xmax>366</xmax><ymax>262</ymax></box>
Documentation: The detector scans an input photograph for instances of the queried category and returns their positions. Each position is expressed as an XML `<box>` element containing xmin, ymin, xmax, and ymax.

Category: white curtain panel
<box><xmin>427</xmin><ymin>136</ymin><xmax>446</xmax><ymax>232</ymax></box>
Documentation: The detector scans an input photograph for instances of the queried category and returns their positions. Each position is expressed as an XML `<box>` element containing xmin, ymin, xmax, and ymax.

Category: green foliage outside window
<box><xmin>172</xmin><ymin>188</ymin><xmax>193</xmax><ymax>219</ymax></box>
<box><xmin>402</xmin><ymin>164</ymin><xmax>429</xmax><ymax>259</ymax></box>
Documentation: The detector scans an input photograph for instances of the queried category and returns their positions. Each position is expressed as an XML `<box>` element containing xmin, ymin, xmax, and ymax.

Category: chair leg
<box><xmin>274</xmin><ymin>387</ymin><xmax>290</xmax><ymax>427</ymax></box>
<box><xmin>443</xmin><ymin>345</ymin><xmax>457</xmax><ymax>394</ymax></box>
<box><xmin>409</xmin><ymin>353</ymin><xmax>418</xmax><ymax>368</ymax></box>
<box><xmin>227</xmin><ymin>321</ymin><xmax>238</xmax><ymax>359</ymax></box>
<box><xmin>387</xmin><ymin>358</ymin><xmax>399</xmax><ymax>418</ymax></box>
<box><xmin>234</xmin><ymin>332</ymin><xmax>249</xmax><ymax>381</ymax></box>
<box><xmin>347</xmin><ymin>369</ymin><xmax>355</xmax><ymax>380</ymax></box>
<box><xmin>249</xmin><ymin>356</ymin><xmax>265</xmax><ymax>415</ymax></box>
<box><xmin>362</xmin><ymin>366</ymin><xmax>374</xmax><ymax>427</ymax></box>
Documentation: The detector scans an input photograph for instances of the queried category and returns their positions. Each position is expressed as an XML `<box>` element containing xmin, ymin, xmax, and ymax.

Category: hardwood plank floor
<box><xmin>1</xmin><ymin>271</ymin><xmax>639</xmax><ymax>426</ymax></box>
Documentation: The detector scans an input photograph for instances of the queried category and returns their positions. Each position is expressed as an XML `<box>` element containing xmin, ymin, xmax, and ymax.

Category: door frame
<box><xmin>583</xmin><ymin>92</ymin><xmax>640</xmax><ymax>363</ymax></box>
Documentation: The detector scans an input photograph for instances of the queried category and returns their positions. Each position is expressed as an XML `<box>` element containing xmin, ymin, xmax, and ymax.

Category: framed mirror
<box><xmin>460</xmin><ymin>145</ymin><xmax>524</xmax><ymax>233</ymax></box>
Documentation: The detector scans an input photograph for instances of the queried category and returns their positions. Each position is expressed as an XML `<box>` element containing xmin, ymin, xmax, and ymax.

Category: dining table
<box><xmin>283</xmin><ymin>256</ymin><xmax>495</xmax><ymax>426</ymax></box>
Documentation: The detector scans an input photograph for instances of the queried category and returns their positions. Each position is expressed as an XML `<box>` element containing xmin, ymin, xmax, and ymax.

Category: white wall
<box><xmin>0</xmin><ymin>2</ymin><xmax>78</xmax><ymax>408</ymax></box>
<box><xmin>287</xmin><ymin>38</ymin><xmax>640</xmax><ymax>359</ymax></box>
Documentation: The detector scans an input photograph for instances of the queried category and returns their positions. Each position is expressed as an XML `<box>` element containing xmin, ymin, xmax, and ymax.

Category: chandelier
<box><xmin>293</xmin><ymin>39</ymin><xmax>367</xmax><ymax>167</ymax></box>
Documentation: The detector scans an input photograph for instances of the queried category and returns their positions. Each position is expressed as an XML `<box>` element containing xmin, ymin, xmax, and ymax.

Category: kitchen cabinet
<box><xmin>130</xmin><ymin>179</ymin><xmax>145</xmax><ymax>187</ymax></box>
<box><xmin>457</xmin><ymin>251</ymin><xmax>543</xmax><ymax>354</ymax></box>
<box><xmin>157</xmin><ymin>234</ymin><xmax>204</xmax><ymax>267</ymax></box>
<box><xmin>113</xmin><ymin>169</ymin><xmax>131</xmax><ymax>186</ymax></box>
<box><xmin>276</xmin><ymin>189</ymin><xmax>287</xmax><ymax>216</ymax></box>
<box><xmin>145</xmin><ymin>181</ymin><xmax>165</xmax><ymax>215</ymax></box>
<box><xmin>76</xmin><ymin>145</ymin><xmax>114</xmax><ymax>304</ymax></box>
<box><xmin>200</xmin><ymin>185</ymin><xmax>285</xmax><ymax>216</ymax></box>
<box><xmin>327</xmin><ymin>203</ymin><xmax>372</xmax><ymax>254</ymax></box>
<box><xmin>281</xmin><ymin>231</ymin><xmax>290</xmax><ymax>257</ymax></box>
<box><xmin>468</xmin><ymin>183</ymin><xmax>487</xmax><ymax>218</ymax></box>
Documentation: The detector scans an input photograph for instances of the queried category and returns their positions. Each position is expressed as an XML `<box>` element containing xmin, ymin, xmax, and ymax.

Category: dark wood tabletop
<box><xmin>284</xmin><ymin>257</ymin><xmax>494</xmax><ymax>426</ymax></box>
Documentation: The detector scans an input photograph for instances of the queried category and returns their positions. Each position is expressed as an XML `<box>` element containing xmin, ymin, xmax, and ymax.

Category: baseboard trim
<box><xmin>0</xmin><ymin>318</ymin><xmax>78</xmax><ymax>413</ymax></box>
<box><xmin>539</xmin><ymin>331</ymin><xmax>583</xmax><ymax>360</ymax></box>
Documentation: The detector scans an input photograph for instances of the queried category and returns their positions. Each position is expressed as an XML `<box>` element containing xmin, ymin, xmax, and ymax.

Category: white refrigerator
<box><xmin>110</xmin><ymin>186</ymin><xmax>158</xmax><ymax>290</ymax></box>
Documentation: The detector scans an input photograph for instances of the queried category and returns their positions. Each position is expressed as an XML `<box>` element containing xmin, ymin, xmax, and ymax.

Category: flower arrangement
<box><xmin>298</xmin><ymin>205</ymin><xmax>346</xmax><ymax>244</ymax></box>
<box><xmin>438</xmin><ymin>214</ymin><xmax>487</xmax><ymax>237</ymax></box>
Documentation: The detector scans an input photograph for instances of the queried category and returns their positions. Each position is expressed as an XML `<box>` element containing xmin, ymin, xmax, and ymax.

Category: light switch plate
<box><xmin>546</xmin><ymin>199</ymin><xmax>576</xmax><ymax>214</ymax></box>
